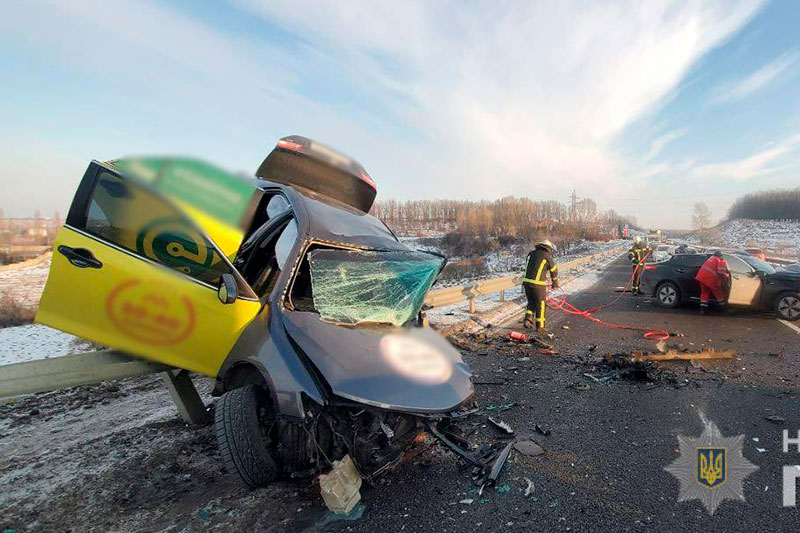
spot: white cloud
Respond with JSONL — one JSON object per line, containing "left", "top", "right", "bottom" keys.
{"left": 712, "top": 50, "right": 800, "bottom": 103}
{"left": 689, "top": 133, "right": 800, "bottom": 181}
{"left": 235, "top": 0, "right": 763, "bottom": 201}
{"left": 1, "top": 0, "right": 765, "bottom": 224}
{"left": 643, "top": 129, "right": 689, "bottom": 162}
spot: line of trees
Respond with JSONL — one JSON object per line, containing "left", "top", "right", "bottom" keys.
{"left": 728, "top": 188, "right": 800, "bottom": 220}
{"left": 371, "top": 196, "right": 636, "bottom": 243}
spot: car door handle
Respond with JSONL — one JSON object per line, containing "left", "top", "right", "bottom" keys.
{"left": 675, "top": 268, "right": 685, "bottom": 273}
{"left": 58, "top": 245, "right": 103, "bottom": 269}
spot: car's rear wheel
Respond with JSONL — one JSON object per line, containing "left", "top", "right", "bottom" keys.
{"left": 656, "top": 281, "right": 680, "bottom": 308}
{"left": 774, "top": 292, "right": 800, "bottom": 321}
{"left": 215, "top": 385, "right": 278, "bottom": 487}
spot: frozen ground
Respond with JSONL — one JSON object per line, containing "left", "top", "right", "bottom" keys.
{"left": 0, "top": 324, "right": 90, "bottom": 366}
{"left": 417, "top": 239, "right": 626, "bottom": 288}
{"left": 0, "top": 253, "right": 51, "bottom": 308}
{"left": 427, "top": 248, "right": 624, "bottom": 328}
{"left": 684, "top": 218, "right": 799, "bottom": 259}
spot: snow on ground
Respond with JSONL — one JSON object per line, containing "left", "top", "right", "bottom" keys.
{"left": 0, "top": 253, "right": 51, "bottom": 308}
{"left": 683, "top": 219, "right": 799, "bottom": 259}
{"left": 427, "top": 249, "right": 622, "bottom": 328}
{"left": 416, "top": 238, "right": 626, "bottom": 288}
{"left": 0, "top": 324, "right": 90, "bottom": 366}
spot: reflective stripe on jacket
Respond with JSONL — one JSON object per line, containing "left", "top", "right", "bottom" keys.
{"left": 628, "top": 245, "right": 648, "bottom": 265}
{"left": 523, "top": 248, "right": 558, "bottom": 286}
{"left": 695, "top": 255, "right": 729, "bottom": 289}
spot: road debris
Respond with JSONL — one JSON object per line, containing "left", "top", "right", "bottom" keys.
{"left": 484, "top": 402, "right": 516, "bottom": 413}
{"left": 686, "top": 360, "right": 705, "bottom": 373}
{"left": 534, "top": 423, "right": 551, "bottom": 436}
{"left": 478, "top": 442, "right": 513, "bottom": 492}
{"left": 488, "top": 417, "right": 515, "bottom": 437}
{"left": 318, "top": 455, "right": 362, "bottom": 515}
{"left": 636, "top": 348, "right": 734, "bottom": 362}
{"left": 508, "top": 331, "right": 555, "bottom": 350}
{"left": 513, "top": 440, "right": 544, "bottom": 457}
{"left": 523, "top": 477, "right": 535, "bottom": 497}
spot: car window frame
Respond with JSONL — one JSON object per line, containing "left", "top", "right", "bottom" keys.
{"left": 65, "top": 160, "right": 257, "bottom": 301}
{"left": 722, "top": 254, "right": 754, "bottom": 275}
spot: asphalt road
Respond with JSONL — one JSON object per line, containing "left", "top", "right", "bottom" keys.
{"left": 332, "top": 255, "right": 800, "bottom": 532}
{"left": 1, "top": 256, "right": 798, "bottom": 531}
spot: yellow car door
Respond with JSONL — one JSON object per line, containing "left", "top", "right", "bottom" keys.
{"left": 36, "top": 162, "right": 261, "bottom": 377}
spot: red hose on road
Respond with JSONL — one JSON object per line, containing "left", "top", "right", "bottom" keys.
{"left": 544, "top": 251, "right": 675, "bottom": 341}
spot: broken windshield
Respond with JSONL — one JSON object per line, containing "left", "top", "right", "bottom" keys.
{"left": 307, "top": 249, "right": 444, "bottom": 326}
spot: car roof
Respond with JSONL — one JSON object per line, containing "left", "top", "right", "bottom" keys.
{"left": 256, "top": 178, "right": 405, "bottom": 251}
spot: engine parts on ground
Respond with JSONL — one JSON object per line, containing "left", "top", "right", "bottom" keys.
{"left": 319, "top": 455, "right": 362, "bottom": 515}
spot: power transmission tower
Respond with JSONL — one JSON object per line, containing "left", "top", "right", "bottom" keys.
{"left": 569, "top": 190, "right": 579, "bottom": 221}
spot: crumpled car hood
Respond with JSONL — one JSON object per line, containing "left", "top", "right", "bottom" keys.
{"left": 282, "top": 312, "right": 473, "bottom": 414}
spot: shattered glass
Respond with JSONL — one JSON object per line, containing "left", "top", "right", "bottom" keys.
{"left": 308, "top": 249, "right": 444, "bottom": 326}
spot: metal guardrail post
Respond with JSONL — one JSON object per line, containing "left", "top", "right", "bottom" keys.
{"left": 161, "top": 369, "right": 211, "bottom": 425}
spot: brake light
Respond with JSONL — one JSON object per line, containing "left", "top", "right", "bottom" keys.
{"left": 359, "top": 170, "right": 376, "bottom": 190}
{"left": 644, "top": 265, "right": 657, "bottom": 271}
{"left": 277, "top": 138, "right": 303, "bottom": 152}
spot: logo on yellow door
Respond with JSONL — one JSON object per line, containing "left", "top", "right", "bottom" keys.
{"left": 136, "top": 218, "right": 213, "bottom": 277}
{"left": 106, "top": 279, "right": 195, "bottom": 345}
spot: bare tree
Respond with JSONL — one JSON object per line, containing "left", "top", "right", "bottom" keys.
{"left": 692, "top": 202, "right": 712, "bottom": 244}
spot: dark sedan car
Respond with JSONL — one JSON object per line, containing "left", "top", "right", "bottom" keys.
{"left": 641, "top": 253, "right": 800, "bottom": 320}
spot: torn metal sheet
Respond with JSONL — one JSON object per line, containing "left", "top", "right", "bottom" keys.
{"left": 488, "top": 417, "right": 514, "bottom": 437}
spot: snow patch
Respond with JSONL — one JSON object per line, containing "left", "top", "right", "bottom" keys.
{"left": 0, "top": 324, "right": 89, "bottom": 366}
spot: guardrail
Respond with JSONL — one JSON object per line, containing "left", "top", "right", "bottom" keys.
{"left": 0, "top": 350, "right": 211, "bottom": 425}
{"left": 424, "top": 245, "right": 627, "bottom": 312}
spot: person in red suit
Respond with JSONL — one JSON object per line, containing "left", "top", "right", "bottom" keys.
{"left": 695, "top": 251, "right": 730, "bottom": 314}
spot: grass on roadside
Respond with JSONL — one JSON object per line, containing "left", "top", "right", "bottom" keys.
{"left": 0, "top": 292, "right": 36, "bottom": 327}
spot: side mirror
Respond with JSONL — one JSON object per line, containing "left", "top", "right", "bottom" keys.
{"left": 218, "top": 273, "right": 238, "bottom": 304}
{"left": 753, "top": 270, "right": 766, "bottom": 277}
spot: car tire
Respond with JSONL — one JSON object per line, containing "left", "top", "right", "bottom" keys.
{"left": 774, "top": 292, "right": 800, "bottom": 321}
{"left": 656, "top": 281, "right": 680, "bottom": 308}
{"left": 215, "top": 385, "right": 278, "bottom": 487}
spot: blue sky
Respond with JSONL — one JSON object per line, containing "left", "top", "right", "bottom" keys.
{"left": 1, "top": 0, "right": 798, "bottom": 228}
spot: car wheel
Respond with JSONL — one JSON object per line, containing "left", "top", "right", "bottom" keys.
{"left": 656, "top": 281, "right": 680, "bottom": 308}
{"left": 215, "top": 385, "right": 278, "bottom": 487}
{"left": 774, "top": 292, "right": 800, "bottom": 321}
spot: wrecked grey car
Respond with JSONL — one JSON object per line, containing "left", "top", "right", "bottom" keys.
{"left": 214, "top": 138, "right": 475, "bottom": 486}
{"left": 36, "top": 136, "right": 475, "bottom": 488}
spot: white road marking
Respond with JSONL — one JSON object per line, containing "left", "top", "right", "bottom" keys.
{"left": 779, "top": 319, "right": 800, "bottom": 335}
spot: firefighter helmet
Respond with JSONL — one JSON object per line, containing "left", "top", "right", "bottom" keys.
{"left": 537, "top": 239, "right": 556, "bottom": 252}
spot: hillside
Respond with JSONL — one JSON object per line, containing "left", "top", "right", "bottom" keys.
{"left": 685, "top": 218, "right": 799, "bottom": 259}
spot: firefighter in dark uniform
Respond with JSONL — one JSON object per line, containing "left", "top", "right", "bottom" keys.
{"left": 628, "top": 237, "right": 649, "bottom": 295}
{"left": 522, "top": 240, "right": 559, "bottom": 331}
